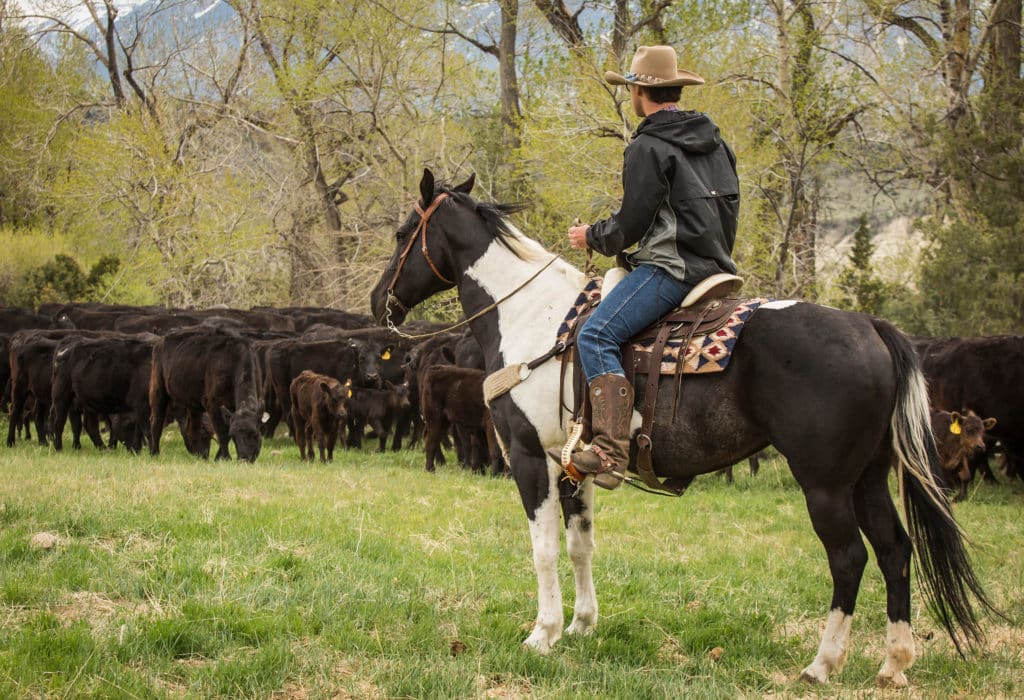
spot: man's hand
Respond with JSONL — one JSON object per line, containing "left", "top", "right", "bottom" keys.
{"left": 568, "top": 224, "right": 590, "bottom": 250}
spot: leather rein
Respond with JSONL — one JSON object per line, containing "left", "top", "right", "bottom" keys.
{"left": 385, "top": 192, "right": 453, "bottom": 316}
{"left": 382, "top": 191, "right": 561, "bottom": 341}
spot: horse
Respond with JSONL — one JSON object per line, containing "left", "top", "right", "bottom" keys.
{"left": 369, "top": 168, "right": 993, "bottom": 687}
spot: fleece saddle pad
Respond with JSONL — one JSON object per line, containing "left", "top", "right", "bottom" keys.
{"left": 556, "top": 277, "right": 768, "bottom": 375}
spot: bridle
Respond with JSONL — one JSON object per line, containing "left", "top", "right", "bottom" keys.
{"left": 384, "top": 192, "right": 453, "bottom": 317}
{"left": 381, "top": 190, "right": 561, "bottom": 340}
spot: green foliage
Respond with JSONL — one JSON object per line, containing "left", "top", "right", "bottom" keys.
{"left": 835, "top": 215, "right": 887, "bottom": 314}
{"left": 7, "top": 253, "right": 122, "bottom": 308}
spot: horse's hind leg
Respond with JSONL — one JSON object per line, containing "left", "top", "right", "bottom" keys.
{"left": 800, "top": 487, "right": 869, "bottom": 684}
{"left": 561, "top": 478, "right": 597, "bottom": 636}
{"left": 853, "top": 466, "right": 915, "bottom": 688}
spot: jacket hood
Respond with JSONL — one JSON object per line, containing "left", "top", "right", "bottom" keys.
{"left": 635, "top": 110, "right": 721, "bottom": 154}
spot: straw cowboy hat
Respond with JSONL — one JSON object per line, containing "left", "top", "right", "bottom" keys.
{"left": 605, "top": 45, "right": 705, "bottom": 87}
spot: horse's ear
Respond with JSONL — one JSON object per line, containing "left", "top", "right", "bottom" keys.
{"left": 454, "top": 173, "right": 476, "bottom": 194}
{"left": 419, "top": 168, "right": 435, "bottom": 207}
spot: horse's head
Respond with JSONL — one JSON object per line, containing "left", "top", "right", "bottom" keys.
{"left": 370, "top": 168, "right": 476, "bottom": 326}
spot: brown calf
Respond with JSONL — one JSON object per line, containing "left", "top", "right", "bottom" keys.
{"left": 930, "top": 409, "right": 997, "bottom": 501}
{"left": 289, "top": 370, "right": 350, "bottom": 462}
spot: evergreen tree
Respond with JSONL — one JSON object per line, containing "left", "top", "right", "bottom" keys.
{"left": 837, "top": 215, "right": 885, "bottom": 314}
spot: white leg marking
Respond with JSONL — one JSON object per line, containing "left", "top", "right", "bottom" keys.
{"left": 800, "top": 609, "right": 853, "bottom": 684}
{"left": 876, "top": 620, "right": 915, "bottom": 688}
{"left": 565, "top": 480, "right": 597, "bottom": 636}
{"left": 522, "top": 481, "right": 564, "bottom": 654}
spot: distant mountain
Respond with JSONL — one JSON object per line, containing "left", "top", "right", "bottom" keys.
{"left": 13, "top": 1, "right": 239, "bottom": 61}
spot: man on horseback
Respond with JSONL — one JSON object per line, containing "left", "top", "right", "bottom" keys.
{"left": 550, "top": 45, "right": 741, "bottom": 490}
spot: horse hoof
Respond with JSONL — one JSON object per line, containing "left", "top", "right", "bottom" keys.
{"left": 799, "top": 666, "right": 827, "bottom": 684}
{"left": 522, "top": 627, "right": 558, "bottom": 654}
{"left": 565, "top": 619, "right": 595, "bottom": 636}
{"left": 876, "top": 671, "right": 909, "bottom": 689}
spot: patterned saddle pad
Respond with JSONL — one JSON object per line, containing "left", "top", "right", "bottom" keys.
{"left": 556, "top": 277, "right": 768, "bottom": 375}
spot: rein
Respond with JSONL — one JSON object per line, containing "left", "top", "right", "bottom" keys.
{"left": 383, "top": 191, "right": 563, "bottom": 341}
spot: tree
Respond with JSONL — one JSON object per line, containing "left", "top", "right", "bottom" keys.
{"left": 836, "top": 214, "right": 885, "bottom": 313}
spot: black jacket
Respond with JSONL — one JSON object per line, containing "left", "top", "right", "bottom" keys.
{"left": 586, "top": 109, "right": 739, "bottom": 285}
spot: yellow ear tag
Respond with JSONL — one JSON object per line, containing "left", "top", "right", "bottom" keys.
{"left": 346, "top": 388, "right": 352, "bottom": 398}
{"left": 949, "top": 419, "right": 961, "bottom": 435}
{"left": 345, "top": 378, "right": 352, "bottom": 387}
{"left": 381, "top": 350, "right": 391, "bottom": 361}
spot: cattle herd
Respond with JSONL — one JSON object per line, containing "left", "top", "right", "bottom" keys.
{"left": 1, "top": 302, "right": 506, "bottom": 476}
{"left": 2, "top": 302, "right": 1021, "bottom": 497}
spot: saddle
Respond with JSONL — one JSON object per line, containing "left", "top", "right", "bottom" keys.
{"left": 559, "top": 270, "right": 743, "bottom": 496}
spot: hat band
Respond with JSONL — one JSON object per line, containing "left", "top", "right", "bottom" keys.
{"left": 624, "top": 71, "right": 673, "bottom": 84}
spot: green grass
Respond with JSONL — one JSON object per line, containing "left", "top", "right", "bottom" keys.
{"left": 1, "top": 424, "right": 1022, "bottom": 698}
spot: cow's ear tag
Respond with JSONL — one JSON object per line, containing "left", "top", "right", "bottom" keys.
{"left": 950, "top": 419, "right": 961, "bottom": 435}
{"left": 381, "top": 350, "right": 391, "bottom": 360}
{"left": 345, "top": 378, "right": 352, "bottom": 386}
{"left": 346, "top": 388, "right": 352, "bottom": 398}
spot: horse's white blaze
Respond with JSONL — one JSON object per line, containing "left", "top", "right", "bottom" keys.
{"left": 522, "top": 476, "right": 565, "bottom": 653}
{"left": 800, "top": 608, "right": 853, "bottom": 684}
{"left": 876, "top": 620, "right": 914, "bottom": 688}
{"left": 465, "top": 237, "right": 585, "bottom": 448}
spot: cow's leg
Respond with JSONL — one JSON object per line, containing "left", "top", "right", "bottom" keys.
{"left": 208, "top": 406, "right": 231, "bottom": 460}
{"left": 33, "top": 401, "right": 49, "bottom": 446}
{"left": 149, "top": 387, "right": 170, "bottom": 457}
{"left": 50, "top": 399, "right": 69, "bottom": 451}
{"left": 317, "top": 425, "right": 328, "bottom": 462}
{"left": 561, "top": 475, "right": 597, "bottom": 637}
{"left": 518, "top": 447, "right": 565, "bottom": 654}
{"left": 374, "top": 416, "right": 389, "bottom": 452}
{"left": 83, "top": 410, "right": 105, "bottom": 449}
{"left": 6, "top": 379, "right": 27, "bottom": 446}
{"left": 292, "top": 414, "right": 306, "bottom": 459}
{"left": 853, "top": 468, "right": 915, "bottom": 688}
{"left": 69, "top": 406, "right": 83, "bottom": 449}
{"left": 326, "top": 423, "right": 339, "bottom": 461}
{"left": 423, "top": 415, "right": 443, "bottom": 472}
{"left": 799, "top": 487, "right": 867, "bottom": 684}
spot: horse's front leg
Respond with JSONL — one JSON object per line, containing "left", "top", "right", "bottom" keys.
{"left": 514, "top": 447, "right": 565, "bottom": 654}
{"left": 561, "top": 474, "right": 597, "bottom": 636}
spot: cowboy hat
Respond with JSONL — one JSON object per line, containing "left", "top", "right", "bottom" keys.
{"left": 605, "top": 45, "right": 705, "bottom": 87}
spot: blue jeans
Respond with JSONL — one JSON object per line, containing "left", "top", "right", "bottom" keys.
{"left": 578, "top": 265, "right": 693, "bottom": 382}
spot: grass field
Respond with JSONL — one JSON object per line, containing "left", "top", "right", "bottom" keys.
{"left": 1, "top": 425, "right": 1022, "bottom": 698}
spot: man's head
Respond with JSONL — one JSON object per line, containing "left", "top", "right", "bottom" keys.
{"left": 629, "top": 84, "right": 683, "bottom": 117}
{"left": 607, "top": 46, "right": 704, "bottom": 118}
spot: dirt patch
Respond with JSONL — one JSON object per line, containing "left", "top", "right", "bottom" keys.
{"left": 52, "top": 591, "right": 169, "bottom": 630}
{"left": 474, "top": 674, "right": 533, "bottom": 699}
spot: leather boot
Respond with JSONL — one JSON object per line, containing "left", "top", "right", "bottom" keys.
{"left": 548, "top": 373, "right": 634, "bottom": 490}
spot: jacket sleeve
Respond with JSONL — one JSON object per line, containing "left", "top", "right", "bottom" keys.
{"left": 586, "top": 138, "right": 669, "bottom": 256}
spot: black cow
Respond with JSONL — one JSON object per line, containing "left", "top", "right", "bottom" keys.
{"left": 344, "top": 381, "right": 411, "bottom": 452}
{"left": 149, "top": 328, "right": 265, "bottom": 461}
{"left": 919, "top": 334, "right": 1024, "bottom": 481}
{"left": 6, "top": 329, "right": 106, "bottom": 447}
{"left": 49, "top": 334, "right": 157, "bottom": 452}
{"left": 420, "top": 365, "right": 504, "bottom": 475}
{"left": 0, "top": 306, "right": 58, "bottom": 333}
{"left": 264, "top": 337, "right": 385, "bottom": 438}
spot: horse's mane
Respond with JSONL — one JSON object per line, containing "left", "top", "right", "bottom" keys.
{"left": 439, "top": 184, "right": 549, "bottom": 263}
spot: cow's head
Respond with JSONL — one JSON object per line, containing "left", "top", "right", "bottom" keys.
{"left": 385, "top": 381, "right": 412, "bottom": 412}
{"left": 950, "top": 410, "right": 997, "bottom": 456}
{"left": 320, "top": 377, "right": 351, "bottom": 422}
{"left": 221, "top": 401, "right": 265, "bottom": 462}
{"left": 351, "top": 339, "right": 384, "bottom": 388}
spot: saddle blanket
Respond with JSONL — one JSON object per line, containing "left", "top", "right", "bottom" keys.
{"left": 556, "top": 277, "right": 769, "bottom": 375}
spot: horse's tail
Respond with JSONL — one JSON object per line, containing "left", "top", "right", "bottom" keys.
{"left": 873, "top": 317, "right": 994, "bottom": 655}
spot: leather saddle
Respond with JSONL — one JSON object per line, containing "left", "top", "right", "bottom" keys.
{"left": 559, "top": 270, "right": 743, "bottom": 495}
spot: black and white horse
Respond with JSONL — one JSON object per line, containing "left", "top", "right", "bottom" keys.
{"left": 369, "top": 169, "right": 992, "bottom": 686}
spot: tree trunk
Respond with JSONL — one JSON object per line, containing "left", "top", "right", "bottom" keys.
{"left": 498, "top": 0, "right": 522, "bottom": 150}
